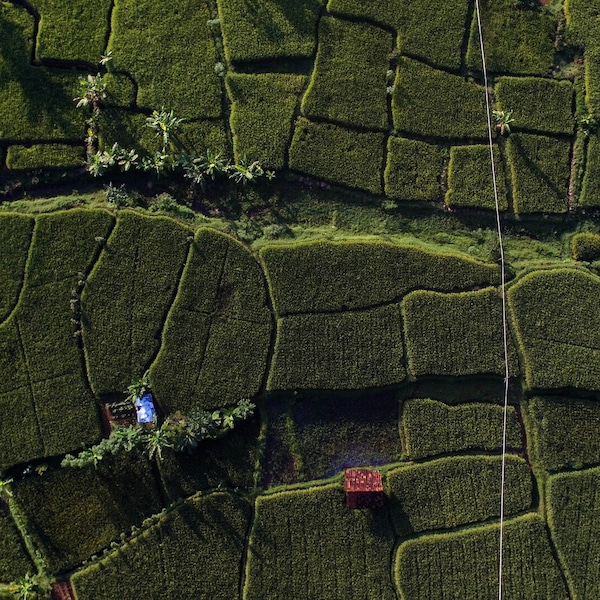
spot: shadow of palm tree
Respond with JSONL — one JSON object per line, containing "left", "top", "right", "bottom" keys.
{"left": 0, "top": 5, "right": 84, "bottom": 141}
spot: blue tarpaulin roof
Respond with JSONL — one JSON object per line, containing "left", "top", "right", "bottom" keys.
{"left": 135, "top": 393, "right": 156, "bottom": 424}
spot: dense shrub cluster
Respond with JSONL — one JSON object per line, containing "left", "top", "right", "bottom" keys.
{"left": 387, "top": 455, "right": 532, "bottom": 534}
{"left": 508, "top": 269, "right": 600, "bottom": 391}
{"left": 260, "top": 239, "right": 500, "bottom": 315}
{"left": 267, "top": 305, "right": 406, "bottom": 390}
{"left": 301, "top": 17, "right": 391, "bottom": 130}
{"left": 571, "top": 231, "right": 600, "bottom": 261}
{"left": 71, "top": 492, "right": 251, "bottom": 600}
{"left": 244, "top": 484, "right": 396, "bottom": 599}
{"left": 395, "top": 514, "right": 568, "bottom": 599}
{"left": 401, "top": 398, "right": 522, "bottom": 459}
{"left": 402, "top": 287, "right": 520, "bottom": 378}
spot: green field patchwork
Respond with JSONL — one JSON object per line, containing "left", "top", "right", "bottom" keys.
{"left": 387, "top": 455, "right": 532, "bottom": 534}
{"left": 506, "top": 133, "right": 571, "bottom": 213}
{"left": 0, "top": 4, "right": 86, "bottom": 141}
{"left": 466, "top": 0, "right": 556, "bottom": 75}
{"left": 392, "top": 58, "right": 487, "bottom": 139}
{"left": 508, "top": 269, "right": 600, "bottom": 391}
{"left": 0, "top": 210, "right": 113, "bottom": 470}
{"left": 150, "top": 228, "right": 272, "bottom": 412}
{"left": 227, "top": 73, "right": 307, "bottom": 169}
{"left": 82, "top": 211, "right": 190, "bottom": 395}
{"left": 244, "top": 484, "right": 396, "bottom": 599}
{"left": 524, "top": 396, "right": 600, "bottom": 472}
{"left": 109, "top": 0, "right": 221, "bottom": 118}
{"left": 384, "top": 137, "right": 444, "bottom": 201}
{"left": 403, "top": 287, "right": 520, "bottom": 378}
{"left": 445, "top": 144, "right": 508, "bottom": 210}
{"left": 327, "top": 0, "right": 468, "bottom": 70}
{"left": 580, "top": 134, "right": 600, "bottom": 207}
{"left": 547, "top": 467, "right": 600, "bottom": 600}
{"left": 495, "top": 77, "right": 574, "bottom": 135}
{"left": 218, "top": 0, "right": 325, "bottom": 63}
{"left": 12, "top": 453, "right": 163, "bottom": 573}
{"left": 267, "top": 305, "right": 406, "bottom": 391}
{"left": 34, "top": 0, "right": 112, "bottom": 63}
{"left": 288, "top": 117, "right": 385, "bottom": 194}
{"left": 261, "top": 240, "right": 500, "bottom": 315}
{"left": 395, "top": 514, "right": 568, "bottom": 599}
{"left": 71, "top": 492, "right": 251, "bottom": 600}
{"left": 401, "top": 398, "right": 522, "bottom": 460}
{"left": 301, "top": 17, "right": 391, "bottom": 130}
{"left": 0, "top": 513, "right": 34, "bottom": 583}
{"left": 6, "top": 144, "right": 84, "bottom": 170}
{"left": 0, "top": 214, "right": 33, "bottom": 324}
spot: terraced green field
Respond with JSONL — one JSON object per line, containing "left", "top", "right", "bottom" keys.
{"left": 2, "top": 0, "right": 600, "bottom": 599}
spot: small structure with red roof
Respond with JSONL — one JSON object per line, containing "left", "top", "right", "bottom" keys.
{"left": 51, "top": 581, "right": 75, "bottom": 600}
{"left": 344, "top": 469, "right": 384, "bottom": 510}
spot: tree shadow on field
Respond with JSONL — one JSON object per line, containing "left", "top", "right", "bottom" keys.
{"left": 510, "top": 134, "right": 563, "bottom": 199}
{"left": 0, "top": 7, "right": 81, "bottom": 140}
{"left": 239, "top": 0, "right": 322, "bottom": 45}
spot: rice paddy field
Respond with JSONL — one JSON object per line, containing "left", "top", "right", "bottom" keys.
{"left": 2, "top": 0, "right": 600, "bottom": 598}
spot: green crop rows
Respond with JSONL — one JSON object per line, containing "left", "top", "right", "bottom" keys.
{"left": 71, "top": 492, "right": 251, "bottom": 600}
{"left": 261, "top": 239, "right": 500, "bottom": 315}
{"left": 403, "top": 287, "right": 520, "bottom": 378}
{"left": 244, "top": 484, "right": 396, "bottom": 599}
{"left": 508, "top": 269, "right": 600, "bottom": 391}
{"left": 3, "top": 0, "right": 600, "bottom": 596}
{"left": 547, "top": 467, "right": 600, "bottom": 599}
{"left": 388, "top": 455, "right": 532, "bottom": 534}
{"left": 395, "top": 514, "right": 568, "bottom": 599}
{"left": 82, "top": 211, "right": 190, "bottom": 396}
{"left": 401, "top": 398, "right": 522, "bottom": 460}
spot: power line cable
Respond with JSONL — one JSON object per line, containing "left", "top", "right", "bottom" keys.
{"left": 472, "top": 1, "right": 512, "bottom": 598}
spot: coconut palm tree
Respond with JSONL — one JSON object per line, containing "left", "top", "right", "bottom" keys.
{"left": 145, "top": 109, "right": 185, "bottom": 152}
{"left": 492, "top": 109, "right": 515, "bottom": 136}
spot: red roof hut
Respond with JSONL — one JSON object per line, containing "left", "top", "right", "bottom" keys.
{"left": 344, "top": 469, "right": 384, "bottom": 510}
{"left": 51, "top": 581, "right": 75, "bottom": 600}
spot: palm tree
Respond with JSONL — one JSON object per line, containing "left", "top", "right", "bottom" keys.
{"left": 143, "top": 425, "right": 172, "bottom": 461}
{"left": 145, "top": 109, "right": 185, "bottom": 152}
{"left": 125, "top": 370, "right": 151, "bottom": 405}
{"left": 492, "top": 109, "right": 515, "bottom": 136}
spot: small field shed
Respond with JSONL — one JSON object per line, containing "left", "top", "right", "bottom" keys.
{"left": 344, "top": 469, "right": 384, "bottom": 509}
